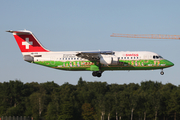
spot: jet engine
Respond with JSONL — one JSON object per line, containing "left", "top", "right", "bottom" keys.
{"left": 100, "top": 56, "right": 119, "bottom": 65}
{"left": 100, "top": 57, "right": 112, "bottom": 65}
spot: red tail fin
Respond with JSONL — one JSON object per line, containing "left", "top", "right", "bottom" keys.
{"left": 7, "top": 30, "right": 49, "bottom": 52}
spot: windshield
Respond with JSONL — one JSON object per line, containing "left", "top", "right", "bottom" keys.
{"left": 153, "top": 55, "right": 163, "bottom": 59}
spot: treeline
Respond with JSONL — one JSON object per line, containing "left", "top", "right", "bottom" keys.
{"left": 0, "top": 78, "right": 180, "bottom": 120}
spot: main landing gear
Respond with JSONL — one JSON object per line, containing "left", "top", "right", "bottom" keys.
{"left": 160, "top": 69, "right": 164, "bottom": 75}
{"left": 92, "top": 71, "right": 103, "bottom": 77}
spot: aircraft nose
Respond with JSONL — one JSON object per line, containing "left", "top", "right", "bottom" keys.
{"left": 167, "top": 60, "right": 174, "bottom": 67}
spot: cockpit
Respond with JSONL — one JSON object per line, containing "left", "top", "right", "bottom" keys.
{"left": 153, "top": 55, "right": 163, "bottom": 59}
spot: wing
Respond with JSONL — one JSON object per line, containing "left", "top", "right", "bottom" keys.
{"left": 76, "top": 51, "right": 114, "bottom": 60}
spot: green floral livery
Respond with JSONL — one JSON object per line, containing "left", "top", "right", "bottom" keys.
{"left": 34, "top": 59, "right": 173, "bottom": 71}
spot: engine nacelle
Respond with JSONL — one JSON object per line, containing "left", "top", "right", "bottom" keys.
{"left": 100, "top": 56, "right": 119, "bottom": 65}
{"left": 100, "top": 57, "right": 112, "bottom": 65}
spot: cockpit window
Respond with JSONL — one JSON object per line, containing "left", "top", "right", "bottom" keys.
{"left": 159, "top": 56, "right": 163, "bottom": 58}
{"left": 153, "top": 55, "right": 163, "bottom": 59}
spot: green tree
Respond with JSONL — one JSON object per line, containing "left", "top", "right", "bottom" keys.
{"left": 159, "top": 83, "right": 176, "bottom": 119}
{"left": 109, "top": 84, "right": 125, "bottom": 120}
{"left": 29, "top": 91, "right": 48, "bottom": 120}
{"left": 123, "top": 83, "right": 139, "bottom": 120}
{"left": 95, "top": 94, "right": 106, "bottom": 120}
{"left": 104, "top": 92, "right": 114, "bottom": 120}
{"left": 167, "top": 88, "right": 180, "bottom": 120}
{"left": 58, "top": 101, "right": 74, "bottom": 120}
{"left": 46, "top": 102, "right": 58, "bottom": 120}
{"left": 0, "top": 80, "right": 25, "bottom": 116}
{"left": 82, "top": 103, "right": 95, "bottom": 120}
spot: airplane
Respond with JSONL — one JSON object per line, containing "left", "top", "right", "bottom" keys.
{"left": 7, "top": 30, "right": 174, "bottom": 77}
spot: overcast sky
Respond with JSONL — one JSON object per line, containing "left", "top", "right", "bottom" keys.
{"left": 1, "top": 0, "right": 180, "bottom": 85}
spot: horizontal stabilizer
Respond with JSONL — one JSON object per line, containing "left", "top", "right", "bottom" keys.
{"left": 6, "top": 30, "right": 32, "bottom": 35}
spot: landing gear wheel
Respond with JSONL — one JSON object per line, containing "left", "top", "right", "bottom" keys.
{"left": 92, "top": 71, "right": 102, "bottom": 77}
{"left": 92, "top": 72, "right": 98, "bottom": 77}
{"left": 97, "top": 73, "right": 102, "bottom": 77}
{"left": 160, "top": 71, "right": 164, "bottom": 75}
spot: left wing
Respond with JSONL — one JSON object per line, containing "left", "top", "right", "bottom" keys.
{"left": 76, "top": 51, "right": 114, "bottom": 60}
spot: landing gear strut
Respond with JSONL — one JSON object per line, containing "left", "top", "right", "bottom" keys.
{"left": 92, "top": 71, "right": 102, "bottom": 77}
{"left": 160, "top": 70, "right": 164, "bottom": 75}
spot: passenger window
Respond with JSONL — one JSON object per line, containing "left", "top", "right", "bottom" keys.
{"left": 60, "top": 58, "right": 61, "bottom": 60}
{"left": 131, "top": 57, "right": 133, "bottom": 59}
{"left": 156, "top": 56, "right": 159, "bottom": 59}
{"left": 153, "top": 56, "right": 156, "bottom": 59}
{"left": 74, "top": 58, "right": 76, "bottom": 60}
{"left": 121, "top": 57, "right": 123, "bottom": 59}
{"left": 77, "top": 58, "right": 79, "bottom": 60}
{"left": 127, "top": 57, "right": 129, "bottom": 59}
{"left": 137, "top": 57, "right": 138, "bottom": 59}
{"left": 124, "top": 57, "right": 126, "bottom": 59}
{"left": 134, "top": 57, "right": 136, "bottom": 59}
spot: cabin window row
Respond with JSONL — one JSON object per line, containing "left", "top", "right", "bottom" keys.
{"left": 59, "top": 58, "right": 83, "bottom": 61}
{"left": 59, "top": 57, "right": 139, "bottom": 60}
{"left": 119, "top": 57, "right": 139, "bottom": 60}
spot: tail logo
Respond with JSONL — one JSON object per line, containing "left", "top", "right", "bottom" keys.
{"left": 7, "top": 30, "right": 49, "bottom": 52}
{"left": 22, "top": 38, "right": 33, "bottom": 49}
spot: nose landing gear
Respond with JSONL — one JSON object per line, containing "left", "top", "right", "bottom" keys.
{"left": 160, "top": 70, "right": 164, "bottom": 75}
{"left": 92, "top": 71, "right": 102, "bottom": 77}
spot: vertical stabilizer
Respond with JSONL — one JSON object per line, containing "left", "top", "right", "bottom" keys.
{"left": 7, "top": 30, "right": 49, "bottom": 53}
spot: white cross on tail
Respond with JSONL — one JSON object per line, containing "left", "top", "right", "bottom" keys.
{"left": 22, "top": 38, "right": 33, "bottom": 49}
